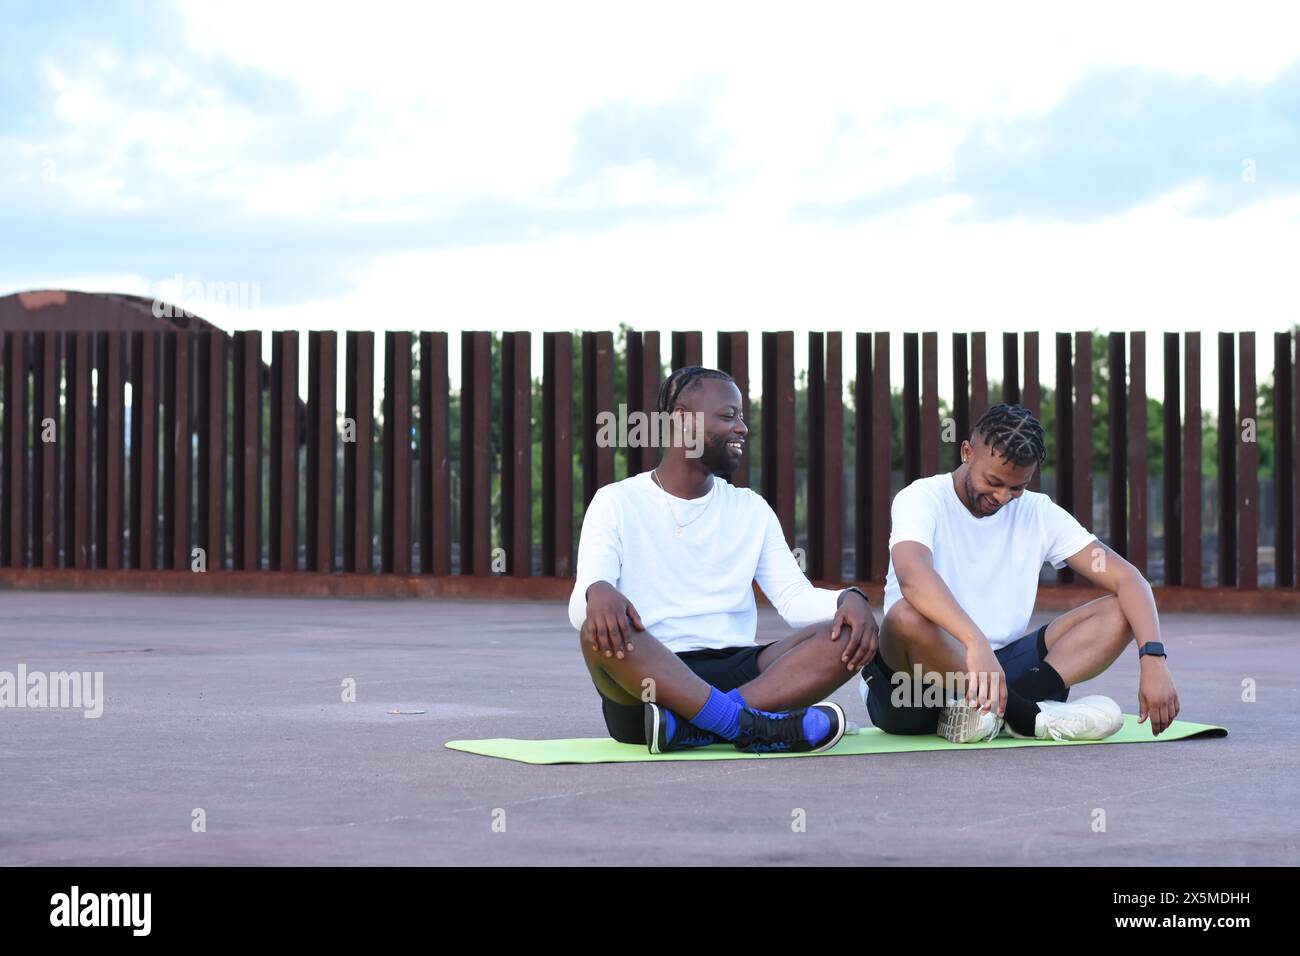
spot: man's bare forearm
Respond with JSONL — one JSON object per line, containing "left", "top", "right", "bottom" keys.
{"left": 1114, "top": 573, "right": 1161, "bottom": 649}
{"left": 898, "top": 565, "right": 988, "bottom": 648}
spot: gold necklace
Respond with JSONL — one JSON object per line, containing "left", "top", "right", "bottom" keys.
{"left": 651, "top": 469, "right": 714, "bottom": 538}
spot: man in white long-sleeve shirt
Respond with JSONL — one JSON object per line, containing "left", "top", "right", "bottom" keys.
{"left": 569, "top": 366, "right": 878, "bottom": 754}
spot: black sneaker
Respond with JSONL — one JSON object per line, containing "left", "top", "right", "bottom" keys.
{"left": 644, "top": 702, "right": 726, "bottom": 754}
{"left": 733, "top": 701, "right": 847, "bottom": 754}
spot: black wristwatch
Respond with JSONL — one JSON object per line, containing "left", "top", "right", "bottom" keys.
{"left": 1138, "top": 641, "right": 1167, "bottom": 660}
{"left": 838, "top": 586, "right": 869, "bottom": 607}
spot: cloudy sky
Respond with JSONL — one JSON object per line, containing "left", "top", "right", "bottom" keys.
{"left": 2, "top": 0, "right": 1298, "bottom": 405}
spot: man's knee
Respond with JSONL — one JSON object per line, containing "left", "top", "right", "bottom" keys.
{"left": 801, "top": 619, "right": 869, "bottom": 676}
{"left": 884, "top": 598, "right": 940, "bottom": 647}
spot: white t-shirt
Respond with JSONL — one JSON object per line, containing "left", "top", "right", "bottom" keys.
{"left": 882, "top": 472, "right": 1097, "bottom": 649}
{"left": 568, "top": 471, "right": 849, "bottom": 652}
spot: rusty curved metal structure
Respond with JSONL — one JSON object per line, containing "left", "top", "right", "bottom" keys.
{"left": 0, "top": 287, "right": 305, "bottom": 437}
{"left": 0, "top": 289, "right": 228, "bottom": 334}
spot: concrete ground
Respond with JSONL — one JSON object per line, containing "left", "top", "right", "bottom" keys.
{"left": 1, "top": 591, "right": 1296, "bottom": 866}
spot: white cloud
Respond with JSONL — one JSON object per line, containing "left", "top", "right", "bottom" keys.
{"left": 201, "top": 187, "right": 1296, "bottom": 410}
{"left": 15, "top": 0, "right": 1300, "bottom": 225}
{"left": 6, "top": 0, "right": 1299, "bottom": 415}
{"left": 157, "top": 0, "right": 1300, "bottom": 219}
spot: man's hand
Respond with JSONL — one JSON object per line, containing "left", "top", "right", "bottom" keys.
{"left": 830, "top": 590, "right": 879, "bottom": 671}
{"left": 583, "top": 581, "right": 645, "bottom": 660}
{"left": 1137, "top": 657, "right": 1179, "bottom": 736}
{"left": 964, "top": 640, "right": 1007, "bottom": 716}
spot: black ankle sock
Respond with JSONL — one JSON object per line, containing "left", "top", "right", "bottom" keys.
{"left": 1002, "top": 689, "right": 1040, "bottom": 737}
{"left": 1014, "top": 659, "right": 1067, "bottom": 703}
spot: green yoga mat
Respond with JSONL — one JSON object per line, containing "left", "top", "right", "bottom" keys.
{"left": 446, "top": 715, "right": 1226, "bottom": 765}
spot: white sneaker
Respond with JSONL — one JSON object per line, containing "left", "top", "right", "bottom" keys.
{"left": 1007, "top": 694, "right": 1124, "bottom": 741}
{"left": 937, "top": 698, "right": 1004, "bottom": 743}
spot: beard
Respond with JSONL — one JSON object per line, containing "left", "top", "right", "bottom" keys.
{"left": 698, "top": 433, "right": 740, "bottom": 476}
{"left": 964, "top": 474, "right": 1001, "bottom": 515}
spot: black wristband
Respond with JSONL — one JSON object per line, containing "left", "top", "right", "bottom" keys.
{"left": 838, "top": 586, "right": 868, "bottom": 607}
{"left": 1138, "top": 641, "right": 1167, "bottom": 659}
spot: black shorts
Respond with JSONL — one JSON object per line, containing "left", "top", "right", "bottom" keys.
{"left": 598, "top": 645, "right": 765, "bottom": 745}
{"left": 862, "top": 624, "right": 1069, "bottom": 735}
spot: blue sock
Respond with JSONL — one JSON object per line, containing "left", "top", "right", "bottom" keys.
{"left": 802, "top": 708, "right": 830, "bottom": 744}
{"left": 688, "top": 687, "right": 742, "bottom": 740}
{"left": 726, "top": 688, "right": 748, "bottom": 709}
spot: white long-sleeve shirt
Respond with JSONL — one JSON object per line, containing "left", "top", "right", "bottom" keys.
{"left": 568, "top": 470, "right": 849, "bottom": 652}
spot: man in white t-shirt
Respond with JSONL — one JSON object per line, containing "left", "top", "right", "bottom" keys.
{"left": 863, "top": 403, "right": 1181, "bottom": 743}
{"left": 570, "top": 366, "right": 879, "bottom": 755}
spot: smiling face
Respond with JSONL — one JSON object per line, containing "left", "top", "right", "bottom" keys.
{"left": 670, "top": 377, "right": 747, "bottom": 476}
{"left": 957, "top": 436, "right": 1038, "bottom": 517}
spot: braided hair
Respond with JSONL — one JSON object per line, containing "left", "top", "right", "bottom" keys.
{"left": 972, "top": 403, "right": 1046, "bottom": 468}
{"left": 656, "top": 366, "right": 736, "bottom": 414}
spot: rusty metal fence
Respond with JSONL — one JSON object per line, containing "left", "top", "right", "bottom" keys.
{"left": 0, "top": 324, "right": 1296, "bottom": 606}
